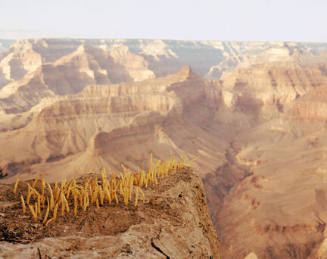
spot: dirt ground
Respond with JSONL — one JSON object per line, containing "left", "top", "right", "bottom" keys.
{"left": 0, "top": 168, "right": 221, "bottom": 258}
{"left": 0, "top": 169, "right": 195, "bottom": 239}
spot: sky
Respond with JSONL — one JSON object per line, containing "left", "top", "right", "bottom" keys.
{"left": 0, "top": 0, "right": 326, "bottom": 41}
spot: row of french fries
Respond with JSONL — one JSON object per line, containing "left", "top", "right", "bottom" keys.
{"left": 12, "top": 155, "right": 189, "bottom": 226}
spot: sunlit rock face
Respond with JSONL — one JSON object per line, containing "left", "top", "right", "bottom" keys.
{"left": 0, "top": 66, "right": 223, "bottom": 180}
{"left": 1, "top": 38, "right": 327, "bottom": 258}
{"left": 219, "top": 59, "right": 327, "bottom": 121}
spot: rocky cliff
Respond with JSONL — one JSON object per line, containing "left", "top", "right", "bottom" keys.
{"left": 2, "top": 39, "right": 327, "bottom": 258}
{"left": 212, "top": 56, "right": 327, "bottom": 258}
{"left": 0, "top": 168, "right": 221, "bottom": 258}
{"left": 0, "top": 42, "right": 156, "bottom": 113}
{"left": 0, "top": 66, "right": 228, "bottom": 182}
{"left": 1, "top": 39, "right": 326, "bottom": 88}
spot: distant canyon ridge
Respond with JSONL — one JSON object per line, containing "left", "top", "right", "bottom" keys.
{"left": 2, "top": 39, "right": 327, "bottom": 258}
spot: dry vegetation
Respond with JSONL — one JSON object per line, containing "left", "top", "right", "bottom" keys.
{"left": 11, "top": 155, "right": 190, "bottom": 227}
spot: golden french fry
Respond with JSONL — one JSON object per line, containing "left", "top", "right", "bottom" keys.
{"left": 20, "top": 195, "right": 26, "bottom": 214}
{"left": 74, "top": 194, "right": 78, "bottom": 216}
{"left": 53, "top": 202, "right": 59, "bottom": 220}
{"left": 41, "top": 173, "right": 45, "bottom": 196}
{"left": 32, "top": 176, "right": 39, "bottom": 189}
{"left": 37, "top": 195, "right": 41, "bottom": 215}
{"left": 139, "top": 188, "right": 145, "bottom": 204}
{"left": 45, "top": 217, "right": 55, "bottom": 227}
{"left": 29, "top": 205, "right": 37, "bottom": 222}
{"left": 42, "top": 201, "right": 50, "bottom": 224}
{"left": 134, "top": 187, "right": 139, "bottom": 206}
{"left": 26, "top": 184, "right": 32, "bottom": 205}
{"left": 13, "top": 176, "right": 20, "bottom": 194}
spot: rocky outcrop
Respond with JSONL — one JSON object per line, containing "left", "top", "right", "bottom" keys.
{"left": 216, "top": 135, "right": 327, "bottom": 258}
{"left": 0, "top": 40, "right": 42, "bottom": 88}
{"left": 0, "top": 43, "right": 156, "bottom": 113}
{"left": 186, "top": 53, "right": 327, "bottom": 258}
{"left": 288, "top": 86, "right": 327, "bottom": 121}
{"left": 219, "top": 58, "right": 327, "bottom": 120}
{"left": 205, "top": 41, "right": 327, "bottom": 79}
{"left": 108, "top": 44, "right": 155, "bottom": 82}
{"left": 0, "top": 70, "right": 55, "bottom": 113}
{"left": 0, "top": 169, "right": 221, "bottom": 258}
{"left": 3, "top": 39, "right": 327, "bottom": 258}
{"left": 0, "top": 67, "right": 226, "bottom": 180}
{"left": 214, "top": 86, "right": 327, "bottom": 258}
{"left": 2, "top": 39, "right": 326, "bottom": 87}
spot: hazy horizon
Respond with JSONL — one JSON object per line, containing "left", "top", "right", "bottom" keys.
{"left": 1, "top": 0, "right": 327, "bottom": 42}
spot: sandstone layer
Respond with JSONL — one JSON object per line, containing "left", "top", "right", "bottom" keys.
{"left": 2, "top": 39, "right": 327, "bottom": 258}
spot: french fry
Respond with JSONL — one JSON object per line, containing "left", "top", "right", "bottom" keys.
{"left": 32, "top": 176, "right": 39, "bottom": 189}
{"left": 83, "top": 194, "right": 87, "bottom": 211}
{"left": 53, "top": 202, "right": 59, "bottom": 220}
{"left": 20, "top": 195, "right": 26, "bottom": 214}
{"left": 13, "top": 176, "right": 20, "bottom": 194}
{"left": 60, "top": 194, "right": 65, "bottom": 216}
{"left": 26, "top": 184, "right": 32, "bottom": 205}
{"left": 53, "top": 182, "right": 59, "bottom": 201}
{"left": 41, "top": 173, "right": 45, "bottom": 196}
{"left": 139, "top": 188, "right": 145, "bottom": 204}
{"left": 65, "top": 197, "right": 69, "bottom": 213}
{"left": 29, "top": 205, "right": 37, "bottom": 222}
{"left": 114, "top": 191, "right": 118, "bottom": 204}
{"left": 104, "top": 187, "right": 111, "bottom": 204}
{"left": 42, "top": 200, "right": 50, "bottom": 224}
{"left": 74, "top": 193, "right": 78, "bottom": 216}
{"left": 16, "top": 155, "right": 192, "bottom": 227}
{"left": 45, "top": 217, "right": 55, "bottom": 227}
{"left": 99, "top": 187, "right": 104, "bottom": 205}
{"left": 48, "top": 185, "right": 55, "bottom": 210}
{"left": 37, "top": 195, "right": 41, "bottom": 215}
{"left": 134, "top": 187, "right": 139, "bottom": 206}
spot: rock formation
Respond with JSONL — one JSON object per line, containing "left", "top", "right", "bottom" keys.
{"left": 0, "top": 169, "right": 220, "bottom": 258}
{"left": 2, "top": 39, "right": 327, "bottom": 258}
{"left": 0, "top": 43, "right": 156, "bottom": 113}
{"left": 0, "top": 66, "right": 227, "bottom": 183}
{"left": 212, "top": 56, "right": 327, "bottom": 258}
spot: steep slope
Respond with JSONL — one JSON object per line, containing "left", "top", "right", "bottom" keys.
{"left": 2, "top": 39, "right": 326, "bottom": 86}
{"left": 0, "top": 44, "right": 155, "bottom": 113}
{"left": 108, "top": 44, "right": 155, "bottom": 82}
{"left": 3, "top": 56, "right": 327, "bottom": 258}
{"left": 205, "top": 41, "right": 327, "bottom": 79}
{"left": 219, "top": 56, "right": 327, "bottom": 121}
{"left": 0, "top": 67, "right": 229, "bottom": 182}
{"left": 0, "top": 67, "right": 57, "bottom": 113}
{"left": 209, "top": 57, "right": 327, "bottom": 258}
{"left": 2, "top": 39, "right": 327, "bottom": 258}
{"left": 0, "top": 40, "right": 42, "bottom": 88}
{"left": 288, "top": 86, "right": 327, "bottom": 121}
{"left": 215, "top": 115, "right": 327, "bottom": 258}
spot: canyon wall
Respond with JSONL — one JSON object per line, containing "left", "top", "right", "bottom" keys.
{"left": 1, "top": 39, "right": 327, "bottom": 258}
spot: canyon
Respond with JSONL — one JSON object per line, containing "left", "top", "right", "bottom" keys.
{"left": 1, "top": 39, "right": 327, "bottom": 258}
